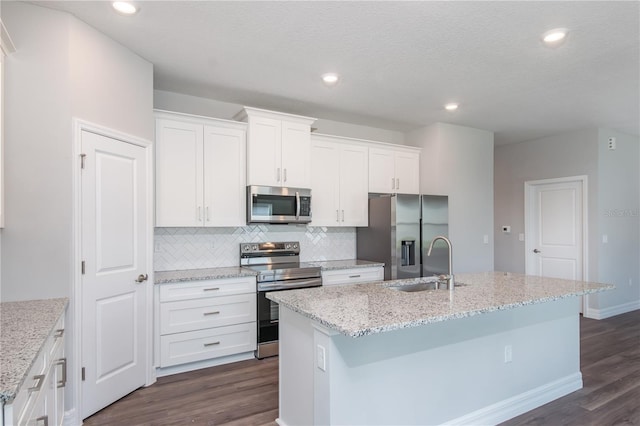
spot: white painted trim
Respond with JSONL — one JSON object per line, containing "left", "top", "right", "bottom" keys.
{"left": 524, "top": 175, "right": 589, "bottom": 312}
{"left": 444, "top": 372, "right": 583, "bottom": 426}
{"left": 155, "top": 351, "right": 255, "bottom": 377}
{"left": 154, "top": 109, "right": 248, "bottom": 130}
{"left": 0, "top": 20, "right": 16, "bottom": 55}
{"left": 585, "top": 300, "right": 640, "bottom": 320}
{"left": 312, "top": 132, "right": 421, "bottom": 153}
{"left": 71, "top": 118, "right": 154, "bottom": 421}
{"left": 234, "top": 105, "right": 317, "bottom": 125}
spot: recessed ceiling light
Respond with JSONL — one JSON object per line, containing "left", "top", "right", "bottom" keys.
{"left": 542, "top": 28, "right": 568, "bottom": 44}
{"left": 444, "top": 103, "right": 459, "bottom": 111}
{"left": 321, "top": 73, "right": 340, "bottom": 86}
{"left": 112, "top": 1, "right": 138, "bottom": 15}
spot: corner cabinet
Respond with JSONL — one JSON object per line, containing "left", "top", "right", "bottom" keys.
{"left": 235, "top": 107, "right": 316, "bottom": 188}
{"left": 155, "top": 111, "right": 247, "bottom": 227}
{"left": 369, "top": 146, "right": 420, "bottom": 194}
{"left": 311, "top": 134, "right": 369, "bottom": 227}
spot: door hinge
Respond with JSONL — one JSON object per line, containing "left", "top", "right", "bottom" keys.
{"left": 81, "top": 367, "right": 86, "bottom": 381}
{"left": 80, "top": 153, "right": 86, "bottom": 169}
{"left": 81, "top": 261, "right": 85, "bottom": 275}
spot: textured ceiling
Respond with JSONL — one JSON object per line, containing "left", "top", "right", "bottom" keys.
{"left": 29, "top": 1, "right": 640, "bottom": 144}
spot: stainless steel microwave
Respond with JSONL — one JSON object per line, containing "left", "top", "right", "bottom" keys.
{"left": 247, "top": 185, "right": 312, "bottom": 224}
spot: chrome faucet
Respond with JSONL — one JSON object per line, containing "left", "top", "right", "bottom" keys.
{"left": 427, "top": 236, "right": 454, "bottom": 290}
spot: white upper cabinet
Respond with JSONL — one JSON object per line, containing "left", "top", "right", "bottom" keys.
{"left": 155, "top": 111, "right": 246, "bottom": 227}
{"left": 369, "top": 146, "right": 420, "bottom": 194}
{"left": 236, "top": 107, "right": 316, "bottom": 188}
{"left": 311, "top": 135, "right": 368, "bottom": 227}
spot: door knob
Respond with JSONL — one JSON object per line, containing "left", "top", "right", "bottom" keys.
{"left": 533, "top": 249, "right": 541, "bottom": 254}
{"left": 135, "top": 274, "right": 148, "bottom": 283}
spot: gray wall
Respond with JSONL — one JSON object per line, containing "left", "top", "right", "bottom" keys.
{"left": 494, "top": 128, "right": 640, "bottom": 316}
{"left": 154, "top": 89, "right": 406, "bottom": 145}
{"left": 493, "top": 129, "right": 599, "bottom": 279}
{"left": 596, "top": 129, "right": 640, "bottom": 313}
{"left": 1, "top": 2, "right": 153, "bottom": 302}
{"left": 407, "top": 122, "right": 495, "bottom": 273}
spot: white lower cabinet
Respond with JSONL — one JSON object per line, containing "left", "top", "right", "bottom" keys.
{"left": 157, "top": 277, "right": 256, "bottom": 371}
{"left": 322, "top": 266, "right": 384, "bottom": 286}
{"left": 4, "top": 315, "right": 66, "bottom": 426}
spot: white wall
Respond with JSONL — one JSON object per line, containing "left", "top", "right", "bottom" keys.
{"left": 406, "top": 122, "right": 495, "bottom": 273}
{"left": 595, "top": 129, "right": 640, "bottom": 315}
{"left": 154, "top": 89, "right": 406, "bottom": 145}
{"left": 1, "top": 2, "right": 153, "bottom": 301}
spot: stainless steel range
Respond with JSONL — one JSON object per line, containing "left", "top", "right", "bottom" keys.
{"left": 240, "top": 241, "right": 321, "bottom": 359}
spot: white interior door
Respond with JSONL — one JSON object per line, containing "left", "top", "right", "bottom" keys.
{"left": 81, "top": 130, "right": 148, "bottom": 419}
{"left": 526, "top": 179, "right": 584, "bottom": 280}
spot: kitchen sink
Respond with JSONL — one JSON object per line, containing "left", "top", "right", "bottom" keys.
{"left": 388, "top": 280, "right": 467, "bottom": 292}
{"left": 388, "top": 282, "right": 439, "bottom": 292}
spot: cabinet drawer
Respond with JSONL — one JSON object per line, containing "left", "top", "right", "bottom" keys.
{"left": 160, "top": 294, "right": 256, "bottom": 335}
{"left": 160, "top": 323, "right": 256, "bottom": 367}
{"left": 322, "top": 267, "right": 384, "bottom": 286}
{"left": 159, "top": 277, "right": 255, "bottom": 302}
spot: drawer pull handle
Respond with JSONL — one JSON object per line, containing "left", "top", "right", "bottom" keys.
{"left": 203, "top": 311, "right": 220, "bottom": 316}
{"left": 36, "top": 415, "right": 49, "bottom": 426}
{"left": 204, "top": 341, "right": 221, "bottom": 347}
{"left": 349, "top": 275, "right": 361, "bottom": 278}
{"left": 54, "top": 328, "right": 64, "bottom": 338}
{"left": 203, "top": 287, "right": 220, "bottom": 292}
{"left": 56, "top": 358, "right": 67, "bottom": 388}
{"left": 28, "top": 374, "right": 45, "bottom": 393}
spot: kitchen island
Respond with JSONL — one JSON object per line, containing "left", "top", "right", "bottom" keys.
{"left": 268, "top": 272, "right": 612, "bottom": 426}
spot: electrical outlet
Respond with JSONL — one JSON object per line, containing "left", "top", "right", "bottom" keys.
{"left": 602, "top": 234, "right": 608, "bottom": 244}
{"left": 317, "top": 345, "right": 326, "bottom": 371}
{"left": 504, "top": 345, "right": 513, "bottom": 363}
{"left": 483, "top": 235, "right": 489, "bottom": 244}
{"left": 502, "top": 226, "right": 511, "bottom": 233}
{"left": 518, "top": 233, "right": 525, "bottom": 242}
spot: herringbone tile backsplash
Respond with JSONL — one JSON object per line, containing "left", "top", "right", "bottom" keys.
{"left": 154, "top": 225, "right": 356, "bottom": 271}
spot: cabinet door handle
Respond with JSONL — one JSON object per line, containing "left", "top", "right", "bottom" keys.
{"left": 197, "top": 206, "right": 202, "bottom": 221}
{"left": 56, "top": 358, "right": 67, "bottom": 388}
{"left": 54, "top": 329, "right": 64, "bottom": 339}
{"left": 341, "top": 210, "right": 345, "bottom": 222}
{"left": 349, "top": 274, "right": 361, "bottom": 279}
{"left": 284, "top": 168, "right": 287, "bottom": 182}
{"left": 276, "top": 168, "right": 281, "bottom": 182}
{"left": 336, "top": 210, "right": 340, "bottom": 222}
{"left": 203, "top": 311, "right": 220, "bottom": 316}
{"left": 36, "top": 415, "right": 49, "bottom": 426}
{"left": 204, "top": 341, "right": 221, "bottom": 347}
{"left": 391, "top": 177, "right": 395, "bottom": 190}
{"left": 396, "top": 178, "right": 400, "bottom": 189}
{"left": 206, "top": 206, "right": 210, "bottom": 222}
{"left": 203, "top": 287, "right": 220, "bottom": 292}
{"left": 28, "top": 374, "right": 45, "bottom": 393}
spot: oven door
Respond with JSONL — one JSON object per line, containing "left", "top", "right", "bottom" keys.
{"left": 256, "top": 277, "right": 321, "bottom": 359}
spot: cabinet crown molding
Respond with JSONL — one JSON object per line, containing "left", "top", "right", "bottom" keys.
{"left": 234, "top": 106, "right": 316, "bottom": 125}
{"left": 312, "top": 133, "right": 421, "bottom": 153}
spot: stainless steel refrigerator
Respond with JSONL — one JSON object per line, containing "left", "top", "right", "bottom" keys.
{"left": 356, "top": 194, "right": 449, "bottom": 280}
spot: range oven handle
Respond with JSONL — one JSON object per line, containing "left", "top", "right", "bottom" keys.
{"left": 295, "top": 191, "right": 300, "bottom": 220}
{"left": 258, "top": 277, "right": 322, "bottom": 292}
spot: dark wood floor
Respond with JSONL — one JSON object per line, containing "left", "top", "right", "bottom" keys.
{"left": 84, "top": 310, "right": 639, "bottom": 426}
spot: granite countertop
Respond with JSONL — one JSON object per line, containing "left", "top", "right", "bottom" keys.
{"left": 155, "top": 260, "right": 383, "bottom": 284}
{"left": 0, "top": 298, "right": 68, "bottom": 404}
{"left": 154, "top": 267, "right": 257, "bottom": 284}
{"left": 308, "top": 259, "right": 384, "bottom": 271}
{"left": 267, "top": 271, "right": 614, "bottom": 338}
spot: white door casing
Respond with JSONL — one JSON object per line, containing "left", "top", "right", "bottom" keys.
{"left": 73, "top": 121, "right": 154, "bottom": 422}
{"left": 525, "top": 176, "right": 587, "bottom": 282}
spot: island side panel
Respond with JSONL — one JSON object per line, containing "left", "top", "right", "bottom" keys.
{"left": 308, "top": 297, "right": 582, "bottom": 425}
{"left": 278, "top": 306, "right": 316, "bottom": 426}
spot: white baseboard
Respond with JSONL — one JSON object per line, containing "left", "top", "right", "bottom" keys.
{"left": 155, "top": 351, "right": 255, "bottom": 377}
{"left": 63, "top": 408, "right": 81, "bottom": 426}
{"left": 584, "top": 300, "right": 640, "bottom": 320}
{"left": 444, "top": 372, "right": 583, "bottom": 425}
